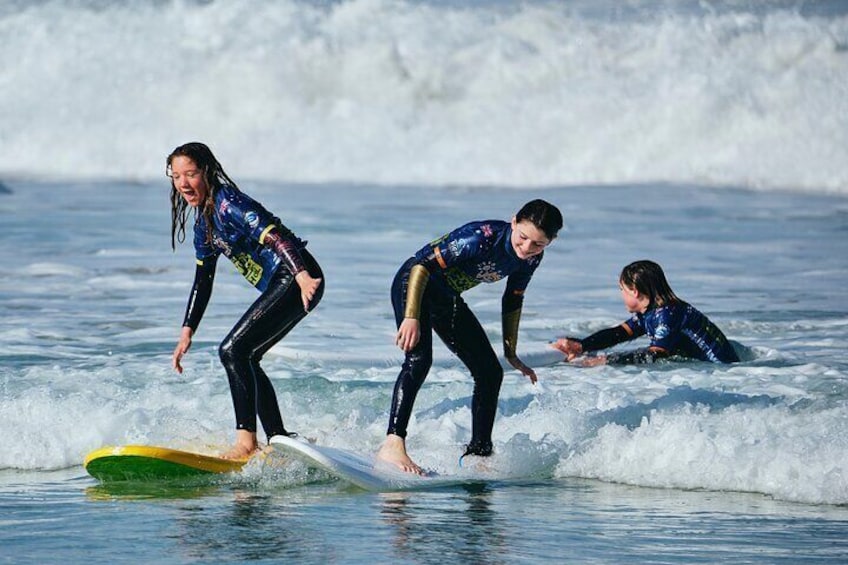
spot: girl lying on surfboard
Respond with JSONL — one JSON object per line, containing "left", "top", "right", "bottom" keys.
{"left": 167, "top": 142, "right": 324, "bottom": 460}
{"left": 377, "top": 200, "right": 563, "bottom": 474}
{"left": 552, "top": 260, "right": 739, "bottom": 366}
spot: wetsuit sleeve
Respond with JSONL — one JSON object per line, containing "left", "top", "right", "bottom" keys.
{"left": 182, "top": 255, "right": 218, "bottom": 332}
{"left": 403, "top": 234, "right": 458, "bottom": 320}
{"left": 501, "top": 288, "right": 524, "bottom": 358}
{"left": 607, "top": 347, "right": 669, "bottom": 365}
{"left": 579, "top": 322, "right": 638, "bottom": 352}
{"left": 415, "top": 243, "right": 449, "bottom": 273}
{"left": 261, "top": 226, "right": 306, "bottom": 276}
{"left": 403, "top": 264, "right": 430, "bottom": 319}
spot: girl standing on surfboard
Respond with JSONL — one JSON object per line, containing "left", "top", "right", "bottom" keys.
{"left": 377, "top": 200, "right": 563, "bottom": 474}
{"left": 552, "top": 260, "right": 740, "bottom": 365}
{"left": 168, "top": 142, "right": 324, "bottom": 460}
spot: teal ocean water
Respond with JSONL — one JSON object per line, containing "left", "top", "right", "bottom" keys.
{"left": 2, "top": 182, "right": 847, "bottom": 563}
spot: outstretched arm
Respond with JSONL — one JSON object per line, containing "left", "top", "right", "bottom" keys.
{"left": 174, "top": 257, "right": 217, "bottom": 373}
{"left": 552, "top": 323, "right": 634, "bottom": 363}
{"left": 502, "top": 289, "right": 537, "bottom": 384}
{"left": 606, "top": 346, "right": 669, "bottom": 365}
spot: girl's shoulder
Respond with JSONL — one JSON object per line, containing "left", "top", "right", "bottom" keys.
{"left": 653, "top": 299, "right": 692, "bottom": 311}
{"left": 213, "top": 184, "right": 242, "bottom": 206}
{"left": 456, "top": 219, "right": 508, "bottom": 235}
{"left": 436, "top": 219, "right": 507, "bottom": 247}
{"left": 214, "top": 185, "right": 262, "bottom": 219}
{"left": 646, "top": 301, "right": 696, "bottom": 323}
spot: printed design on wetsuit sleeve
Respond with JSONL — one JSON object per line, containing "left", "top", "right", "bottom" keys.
{"left": 448, "top": 238, "right": 464, "bottom": 258}
{"left": 428, "top": 232, "right": 450, "bottom": 248}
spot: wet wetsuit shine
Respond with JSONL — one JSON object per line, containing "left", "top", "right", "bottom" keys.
{"left": 581, "top": 301, "right": 738, "bottom": 364}
{"left": 388, "top": 220, "right": 542, "bottom": 454}
{"left": 182, "top": 185, "right": 324, "bottom": 437}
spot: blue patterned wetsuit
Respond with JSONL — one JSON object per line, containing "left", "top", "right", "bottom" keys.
{"left": 183, "top": 185, "right": 324, "bottom": 438}
{"left": 388, "top": 220, "right": 543, "bottom": 454}
{"left": 580, "top": 302, "right": 738, "bottom": 364}
{"left": 193, "top": 185, "right": 303, "bottom": 292}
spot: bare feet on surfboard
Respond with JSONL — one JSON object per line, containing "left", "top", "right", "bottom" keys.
{"left": 377, "top": 434, "right": 424, "bottom": 475}
{"left": 220, "top": 429, "right": 259, "bottom": 460}
{"left": 220, "top": 443, "right": 258, "bottom": 460}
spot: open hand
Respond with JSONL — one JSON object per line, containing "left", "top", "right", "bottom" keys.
{"left": 295, "top": 271, "right": 322, "bottom": 312}
{"left": 551, "top": 337, "right": 583, "bottom": 361}
{"left": 507, "top": 356, "right": 537, "bottom": 384}
{"left": 395, "top": 318, "right": 420, "bottom": 352}
{"left": 172, "top": 326, "right": 193, "bottom": 374}
{"left": 571, "top": 354, "right": 607, "bottom": 367}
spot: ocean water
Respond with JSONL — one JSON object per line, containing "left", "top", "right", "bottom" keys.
{"left": 2, "top": 0, "right": 848, "bottom": 563}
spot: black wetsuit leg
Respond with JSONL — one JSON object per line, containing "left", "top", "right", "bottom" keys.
{"left": 386, "top": 259, "right": 504, "bottom": 453}
{"left": 431, "top": 296, "right": 503, "bottom": 453}
{"left": 219, "top": 250, "right": 324, "bottom": 438}
{"left": 387, "top": 259, "right": 434, "bottom": 438}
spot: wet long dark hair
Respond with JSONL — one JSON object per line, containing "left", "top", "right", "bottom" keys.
{"left": 515, "top": 199, "right": 563, "bottom": 240}
{"left": 167, "top": 142, "right": 240, "bottom": 250}
{"left": 619, "top": 260, "right": 680, "bottom": 308}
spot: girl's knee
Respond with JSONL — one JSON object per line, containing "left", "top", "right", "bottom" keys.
{"left": 477, "top": 350, "right": 503, "bottom": 376}
{"left": 218, "top": 339, "right": 231, "bottom": 363}
{"left": 219, "top": 337, "right": 245, "bottom": 365}
{"left": 473, "top": 359, "right": 503, "bottom": 389}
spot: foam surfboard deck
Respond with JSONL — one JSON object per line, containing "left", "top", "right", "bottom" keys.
{"left": 84, "top": 445, "right": 249, "bottom": 482}
{"left": 269, "top": 435, "right": 475, "bottom": 491}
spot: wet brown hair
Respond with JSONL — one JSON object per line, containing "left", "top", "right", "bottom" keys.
{"left": 166, "top": 142, "right": 239, "bottom": 250}
{"left": 619, "top": 260, "right": 680, "bottom": 308}
{"left": 515, "top": 199, "right": 563, "bottom": 241}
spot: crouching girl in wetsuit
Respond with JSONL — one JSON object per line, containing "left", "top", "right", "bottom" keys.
{"left": 553, "top": 260, "right": 739, "bottom": 366}
{"left": 168, "top": 142, "right": 324, "bottom": 460}
{"left": 377, "top": 200, "right": 563, "bottom": 474}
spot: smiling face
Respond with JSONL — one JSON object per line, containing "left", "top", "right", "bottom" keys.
{"left": 169, "top": 155, "right": 208, "bottom": 208}
{"left": 510, "top": 217, "right": 551, "bottom": 259}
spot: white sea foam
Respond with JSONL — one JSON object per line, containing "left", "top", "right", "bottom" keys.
{"left": 555, "top": 403, "right": 848, "bottom": 505}
{"left": 0, "top": 0, "right": 846, "bottom": 191}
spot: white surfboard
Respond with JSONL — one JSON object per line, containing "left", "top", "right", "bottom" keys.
{"left": 269, "top": 435, "right": 477, "bottom": 491}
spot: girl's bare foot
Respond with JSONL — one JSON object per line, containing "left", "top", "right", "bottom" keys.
{"left": 221, "top": 430, "right": 259, "bottom": 460}
{"left": 377, "top": 434, "right": 423, "bottom": 475}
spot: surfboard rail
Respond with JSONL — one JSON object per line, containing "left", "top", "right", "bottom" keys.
{"left": 269, "top": 435, "right": 477, "bottom": 491}
{"left": 84, "top": 445, "right": 249, "bottom": 482}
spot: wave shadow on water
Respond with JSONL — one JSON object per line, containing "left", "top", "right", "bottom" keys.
{"left": 589, "top": 385, "right": 781, "bottom": 432}
{"left": 419, "top": 393, "right": 537, "bottom": 421}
